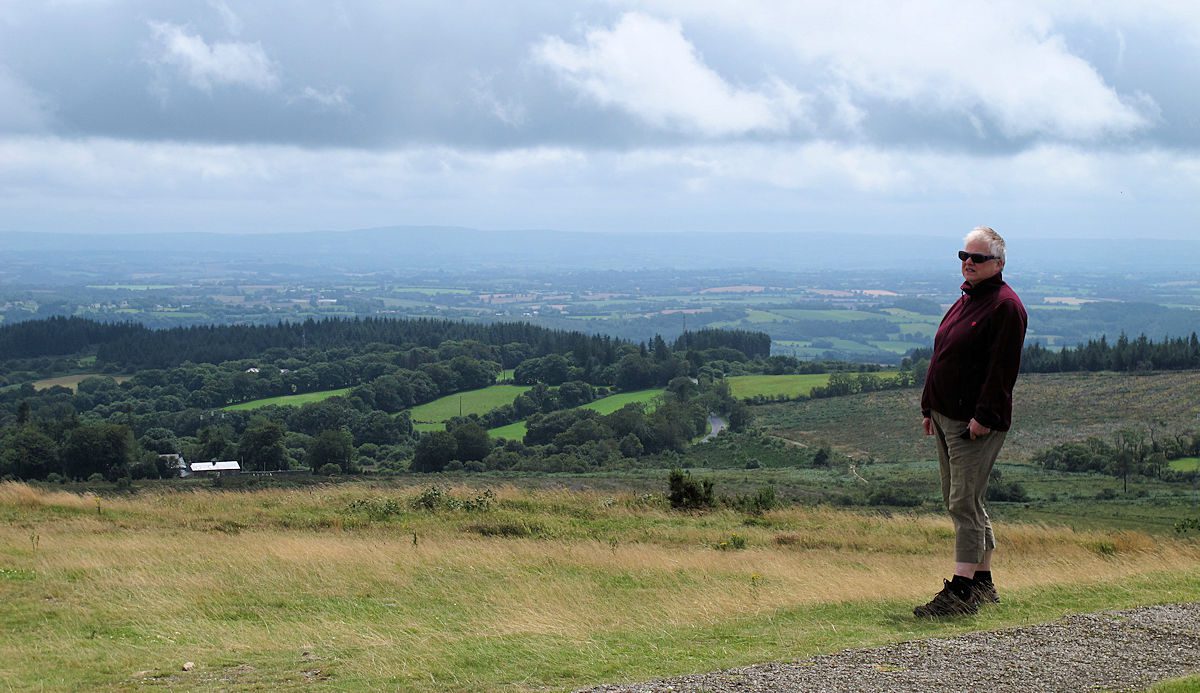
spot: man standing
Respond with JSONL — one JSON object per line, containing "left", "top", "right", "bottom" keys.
{"left": 915, "top": 226, "right": 1028, "bottom": 618}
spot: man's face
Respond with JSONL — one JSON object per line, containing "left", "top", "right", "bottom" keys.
{"left": 961, "top": 238, "right": 1002, "bottom": 285}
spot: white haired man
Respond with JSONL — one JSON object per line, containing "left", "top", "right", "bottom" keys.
{"left": 915, "top": 226, "right": 1028, "bottom": 618}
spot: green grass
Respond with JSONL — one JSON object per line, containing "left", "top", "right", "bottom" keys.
{"left": 1169, "top": 457, "right": 1200, "bottom": 472}
{"left": 580, "top": 389, "right": 663, "bottom": 415}
{"left": 772, "top": 309, "right": 884, "bottom": 322}
{"left": 488, "top": 421, "right": 529, "bottom": 440}
{"left": 223, "top": 388, "right": 353, "bottom": 411}
{"left": 725, "top": 372, "right": 897, "bottom": 400}
{"left": 489, "top": 389, "right": 664, "bottom": 440}
{"left": 410, "top": 385, "right": 533, "bottom": 425}
{"left": 1, "top": 482, "right": 1198, "bottom": 691}
{"left": 726, "top": 374, "right": 833, "bottom": 399}
{"left": 1148, "top": 675, "right": 1200, "bottom": 692}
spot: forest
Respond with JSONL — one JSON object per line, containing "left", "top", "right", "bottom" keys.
{"left": 1, "top": 315, "right": 1197, "bottom": 485}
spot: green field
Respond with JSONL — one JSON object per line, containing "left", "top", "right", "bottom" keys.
{"left": 1169, "top": 457, "right": 1200, "bottom": 472}
{"left": 223, "top": 388, "right": 353, "bottom": 411}
{"left": 32, "top": 374, "right": 131, "bottom": 392}
{"left": 410, "top": 385, "right": 533, "bottom": 426}
{"left": 489, "top": 389, "right": 664, "bottom": 440}
{"left": 726, "top": 374, "right": 832, "bottom": 399}
{"left": 725, "top": 372, "right": 898, "bottom": 400}
{"left": 1, "top": 481, "right": 1197, "bottom": 691}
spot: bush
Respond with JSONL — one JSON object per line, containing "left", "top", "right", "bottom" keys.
{"left": 727, "top": 486, "right": 778, "bottom": 515}
{"left": 45, "top": 473, "right": 64, "bottom": 484}
{"left": 1096, "top": 487, "right": 1118, "bottom": 500}
{"left": 668, "top": 468, "right": 715, "bottom": 511}
{"left": 986, "top": 480, "right": 1029, "bottom": 502}
{"left": 87, "top": 473, "right": 105, "bottom": 483}
{"left": 867, "top": 486, "right": 922, "bottom": 507}
{"left": 318, "top": 463, "right": 341, "bottom": 476}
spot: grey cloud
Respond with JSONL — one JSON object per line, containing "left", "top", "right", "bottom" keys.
{"left": 0, "top": 1, "right": 1197, "bottom": 152}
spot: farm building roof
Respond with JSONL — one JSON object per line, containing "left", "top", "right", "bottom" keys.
{"left": 190, "top": 461, "right": 241, "bottom": 472}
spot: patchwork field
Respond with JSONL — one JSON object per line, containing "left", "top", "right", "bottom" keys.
{"left": 32, "top": 373, "right": 131, "bottom": 392}
{"left": 1, "top": 482, "right": 1197, "bottom": 691}
{"left": 488, "top": 388, "right": 663, "bottom": 440}
{"left": 411, "top": 385, "right": 533, "bottom": 431}
{"left": 223, "top": 388, "right": 353, "bottom": 411}
{"left": 724, "top": 372, "right": 899, "bottom": 400}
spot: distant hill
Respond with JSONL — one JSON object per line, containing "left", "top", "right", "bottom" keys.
{"left": 2, "top": 226, "right": 1195, "bottom": 274}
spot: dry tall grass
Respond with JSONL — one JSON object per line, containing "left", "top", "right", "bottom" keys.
{"left": 2, "top": 481, "right": 1198, "bottom": 691}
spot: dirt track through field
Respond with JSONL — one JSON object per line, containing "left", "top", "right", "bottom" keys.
{"left": 582, "top": 602, "right": 1200, "bottom": 692}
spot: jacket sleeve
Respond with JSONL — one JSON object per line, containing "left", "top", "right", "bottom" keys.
{"left": 972, "top": 300, "right": 1027, "bottom": 431}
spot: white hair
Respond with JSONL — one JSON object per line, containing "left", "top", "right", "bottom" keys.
{"left": 964, "top": 226, "right": 1006, "bottom": 265}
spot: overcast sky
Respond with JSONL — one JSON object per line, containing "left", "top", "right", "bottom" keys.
{"left": 2, "top": 1, "right": 1199, "bottom": 239}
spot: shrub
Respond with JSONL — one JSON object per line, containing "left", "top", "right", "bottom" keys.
{"left": 715, "top": 534, "right": 747, "bottom": 551}
{"left": 45, "top": 473, "right": 64, "bottom": 484}
{"left": 987, "top": 480, "right": 1029, "bottom": 502}
{"left": 727, "top": 486, "right": 778, "bottom": 515}
{"left": 318, "top": 463, "right": 341, "bottom": 476}
{"left": 409, "top": 486, "right": 495, "bottom": 512}
{"left": 1096, "top": 488, "right": 1119, "bottom": 500}
{"left": 86, "top": 473, "right": 104, "bottom": 483}
{"left": 867, "top": 486, "right": 922, "bottom": 507}
{"left": 667, "top": 468, "right": 714, "bottom": 511}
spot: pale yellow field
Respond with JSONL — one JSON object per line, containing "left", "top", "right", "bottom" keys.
{"left": 2, "top": 482, "right": 1198, "bottom": 691}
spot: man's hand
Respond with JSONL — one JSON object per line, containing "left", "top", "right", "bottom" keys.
{"left": 967, "top": 418, "right": 991, "bottom": 439}
{"left": 922, "top": 417, "right": 934, "bottom": 436}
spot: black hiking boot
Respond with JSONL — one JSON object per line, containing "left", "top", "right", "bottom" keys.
{"left": 972, "top": 579, "right": 1001, "bottom": 605}
{"left": 913, "top": 579, "right": 979, "bottom": 618}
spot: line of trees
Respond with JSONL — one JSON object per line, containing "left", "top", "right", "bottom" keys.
{"left": 1022, "top": 333, "right": 1200, "bottom": 373}
{"left": 1032, "top": 427, "right": 1200, "bottom": 491}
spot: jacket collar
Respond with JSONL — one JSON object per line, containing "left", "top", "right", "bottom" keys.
{"left": 961, "top": 271, "right": 1005, "bottom": 296}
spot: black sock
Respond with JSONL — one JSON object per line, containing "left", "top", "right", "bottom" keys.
{"left": 949, "top": 574, "right": 973, "bottom": 600}
{"left": 974, "top": 570, "right": 993, "bottom": 584}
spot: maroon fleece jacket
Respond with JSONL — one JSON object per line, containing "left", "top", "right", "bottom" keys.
{"left": 920, "top": 273, "right": 1028, "bottom": 431}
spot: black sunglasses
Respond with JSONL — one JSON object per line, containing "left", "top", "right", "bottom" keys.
{"left": 958, "top": 250, "right": 999, "bottom": 263}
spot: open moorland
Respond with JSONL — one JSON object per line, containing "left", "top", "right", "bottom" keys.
{"left": 755, "top": 370, "right": 1200, "bottom": 464}
{"left": 2, "top": 482, "right": 1198, "bottom": 692}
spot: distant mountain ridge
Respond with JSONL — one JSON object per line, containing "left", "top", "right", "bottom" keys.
{"left": 0, "top": 226, "right": 1193, "bottom": 273}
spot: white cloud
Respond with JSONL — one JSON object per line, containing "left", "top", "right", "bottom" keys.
{"left": 634, "top": 1, "right": 1156, "bottom": 141}
{"left": 296, "top": 86, "right": 351, "bottom": 111}
{"left": 148, "top": 21, "right": 279, "bottom": 92}
{"left": 3, "top": 135, "right": 1198, "bottom": 236}
{"left": 534, "top": 12, "right": 810, "bottom": 137}
{"left": 207, "top": 0, "right": 244, "bottom": 36}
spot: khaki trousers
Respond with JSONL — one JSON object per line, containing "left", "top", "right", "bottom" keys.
{"left": 931, "top": 410, "right": 1007, "bottom": 564}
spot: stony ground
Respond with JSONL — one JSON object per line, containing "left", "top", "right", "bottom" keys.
{"left": 581, "top": 602, "right": 1200, "bottom": 693}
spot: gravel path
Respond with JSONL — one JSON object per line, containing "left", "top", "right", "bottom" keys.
{"left": 581, "top": 602, "right": 1200, "bottom": 693}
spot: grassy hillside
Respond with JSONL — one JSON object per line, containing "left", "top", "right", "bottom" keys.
{"left": 725, "top": 372, "right": 899, "bottom": 400}
{"left": 488, "top": 388, "right": 663, "bottom": 440}
{"left": 2, "top": 481, "right": 1197, "bottom": 691}
{"left": 754, "top": 370, "right": 1200, "bottom": 464}
{"left": 223, "top": 388, "right": 353, "bottom": 411}
{"left": 411, "top": 385, "right": 533, "bottom": 431}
